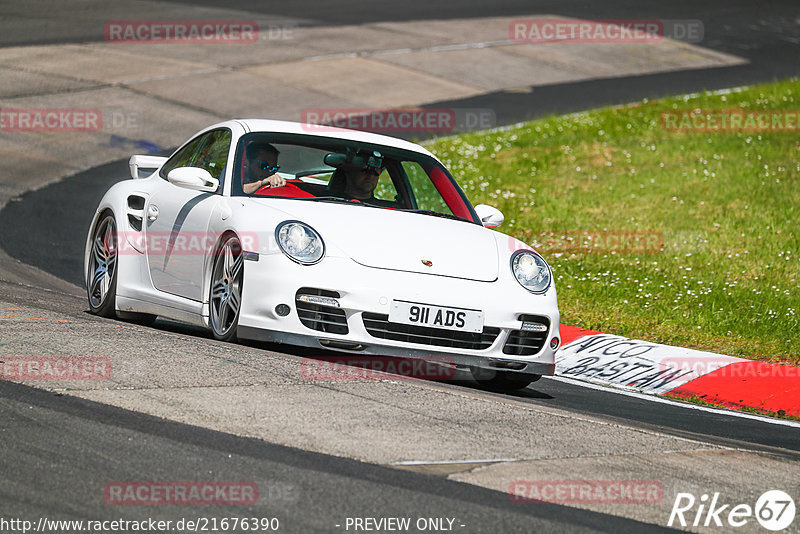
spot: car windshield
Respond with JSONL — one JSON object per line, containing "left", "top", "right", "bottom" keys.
{"left": 232, "top": 132, "right": 479, "bottom": 224}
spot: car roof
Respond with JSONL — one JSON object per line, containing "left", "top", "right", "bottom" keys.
{"left": 225, "top": 118, "right": 438, "bottom": 159}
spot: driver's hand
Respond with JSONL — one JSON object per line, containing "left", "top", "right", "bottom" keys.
{"left": 264, "top": 174, "right": 286, "bottom": 188}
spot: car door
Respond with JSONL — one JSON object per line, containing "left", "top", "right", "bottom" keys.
{"left": 146, "top": 128, "right": 231, "bottom": 301}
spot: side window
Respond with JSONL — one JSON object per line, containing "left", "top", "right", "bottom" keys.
{"left": 159, "top": 135, "right": 207, "bottom": 180}
{"left": 402, "top": 161, "right": 453, "bottom": 215}
{"left": 373, "top": 170, "right": 398, "bottom": 202}
{"left": 195, "top": 129, "right": 231, "bottom": 180}
{"left": 159, "top": 129, "right": 231, "bottom": 183}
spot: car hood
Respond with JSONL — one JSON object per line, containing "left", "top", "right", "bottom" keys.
{"left": 248, "top": 198, "right": 499, "bottom": 282}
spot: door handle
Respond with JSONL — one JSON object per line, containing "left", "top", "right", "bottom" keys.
{"left": 147, "top": 204, "right": 159, "bottom": 221}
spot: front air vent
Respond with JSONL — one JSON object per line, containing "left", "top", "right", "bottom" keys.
{"left": 127, "top": 215, "right": 142, "bottom": 231}
{"left": 126, "top": 195, "right": 146, "bottom": 231}
{"left": 295, "top": 288, "right": 348, "bottom": 334}
{"left": 502, "top": 314, "right": 550, "bottom": 356}
{"left": 362, "top": 313, "right": 500, "bottom": 350}
{"left": 127, "top": 195, "right": 145, "bottom": 210}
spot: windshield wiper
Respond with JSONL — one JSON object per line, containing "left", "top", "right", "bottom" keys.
{"left": 398, "top": 209, "right": 468, "bottom": 222}
{"left": 296, "top": 196, "right": 364, "bottom": 205}
{"left": 298, "top": 196, "right": 394, "bottom": 209}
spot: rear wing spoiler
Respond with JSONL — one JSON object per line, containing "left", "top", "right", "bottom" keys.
{"left": 129, "top": 155, "right": 167, "bottom": 179}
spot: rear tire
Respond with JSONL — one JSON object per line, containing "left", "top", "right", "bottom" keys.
{"left": 470, "top": 367, "right": 540, "bottom": 392}
{"left": 87, "top": 212, "right": 119, "bottom": 318}
{"left": 209, "top": 234, "right": 243, "bottom": 342}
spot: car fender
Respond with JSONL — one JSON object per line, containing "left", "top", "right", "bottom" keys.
{"left": 84, "top": 178, "right": 153, "bottom": 299}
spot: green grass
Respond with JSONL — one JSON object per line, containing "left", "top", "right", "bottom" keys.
{"left": 426, "top": 78, "right": 799, "bottom": 364}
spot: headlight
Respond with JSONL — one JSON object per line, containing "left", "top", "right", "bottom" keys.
{"left": 510, "top": 250, "right": 551, "bottom": 293}
{"left": 275, "top": 221, "right": 324, "bottom": 265}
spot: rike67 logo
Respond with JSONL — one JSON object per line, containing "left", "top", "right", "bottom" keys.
{"left": 668, "top": 490, "right": 796, "bottom": 531}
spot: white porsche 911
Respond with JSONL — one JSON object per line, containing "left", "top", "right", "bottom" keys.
{"left": 85, "top": 119, "right": 560, "bottom": 391}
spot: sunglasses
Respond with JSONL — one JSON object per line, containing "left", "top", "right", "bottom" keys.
{"left": 255, "top": 160, "right": 280, "bottom": 173}
{"left": 360, "top": 167, "right": 382, "bottom": 176}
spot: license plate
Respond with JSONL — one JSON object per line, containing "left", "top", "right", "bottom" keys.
{"left": 388, "top": 300, "right": 484, "bottom": 333}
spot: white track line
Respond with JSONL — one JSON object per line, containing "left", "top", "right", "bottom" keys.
{"left": 391, "top": 458, "right": 517, "bottom": 466}
{"left": 547, "top": 375, "right": 800, "bottom": 428}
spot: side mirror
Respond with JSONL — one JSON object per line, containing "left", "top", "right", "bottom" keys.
{"left": 167, "top": 167, "right": 219, "bottom": 193}
{"left": 129, "top": 155, "right": 167, "bottom": 179}
{"left": 474, "top": 204, "right": 505, "bottom": 228}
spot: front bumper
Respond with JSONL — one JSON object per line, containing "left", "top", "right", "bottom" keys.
{"left": 237, "top": 253, "right": 559, "bottom": 376}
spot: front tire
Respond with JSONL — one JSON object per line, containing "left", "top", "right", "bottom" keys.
{"left": 209, "top": 234, "right": 243, "bottom": 342}
{"left": 470, "top": 367, "right": 540, "bottom": 392}
{"left": 87, "top": 212, "right": 119, "bottom": 318}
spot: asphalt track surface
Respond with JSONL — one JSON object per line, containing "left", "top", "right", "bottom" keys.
{"left": 3, "top": 379, "right": 676, "bottom": 533}
{"left": 2, "top": 0, "right": 800, "bottom": 532}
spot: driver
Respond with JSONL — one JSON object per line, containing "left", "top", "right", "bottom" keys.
{"left": 243, "top": 142, "right": 286, "bottom": 194}
{"left": 340, "top": 151, "right": 394, "bottom": 206}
